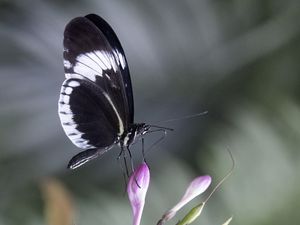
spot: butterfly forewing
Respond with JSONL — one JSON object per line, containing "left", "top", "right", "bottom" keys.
{"left": 62, "top": 16, "right": 131, "bottom": 135}
{"left": 85, "top": 14, "right": 134, "bottom": 123}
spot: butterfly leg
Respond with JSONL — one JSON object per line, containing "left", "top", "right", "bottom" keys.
{"left": 127, "top": 145, "right": 141, "bottom": 188}
{"left": 126, "top": 146, "right": 135, "bottom": 174}
{"left": 117, "top": 147, "right": 123, "bottom": 159}
{"left": 117, "top": 146, "right": 129, "bottom": 189}
{"left": 122, "top": 146, "right": 130, "bottom": 178}
{"left": 117, "top": 146, "right": 129, "bottom": 177}
{"left": 142, "top": 138, "right": 147, "bottom": 163}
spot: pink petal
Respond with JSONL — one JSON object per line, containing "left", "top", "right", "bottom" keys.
{"left": 162, "top": 175, "right": 211, "bottom": 221}
{"left": 127, "top": 163, "right": 150, "bottom": 225}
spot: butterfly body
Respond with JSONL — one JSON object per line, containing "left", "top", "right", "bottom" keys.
{"left": 119, "top": 123, "right": 150, "bottom": 147}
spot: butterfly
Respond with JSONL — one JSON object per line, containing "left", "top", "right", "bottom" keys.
{"left": 58, "top": 14, "right": 170, "bottom": 170}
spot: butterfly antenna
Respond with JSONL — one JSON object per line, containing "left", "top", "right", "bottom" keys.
{"left": 149, "top": 124, "right": 174, "bottom": 131}
{"left": 117, "top": 153, "right": 128, "bottom": 192}
{"left": 154, "top": 111, "right": 208, "bottom": 124}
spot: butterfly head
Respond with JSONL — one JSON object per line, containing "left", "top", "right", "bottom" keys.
{"left": 133, "top": 123, "right": 173, "bottom": 139}
{"left": 138, "top": 123, "right": 151, "bottom": 135}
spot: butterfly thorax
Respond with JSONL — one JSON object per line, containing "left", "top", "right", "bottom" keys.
{"left": 119, "top": 123, "right": 150, "bottom": 147}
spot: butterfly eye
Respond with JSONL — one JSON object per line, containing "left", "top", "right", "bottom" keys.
{"left": 143, "top": 125, "right": 151, "bottom": 134}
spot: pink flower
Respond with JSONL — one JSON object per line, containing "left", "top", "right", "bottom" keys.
{"left": 127, "top": 162, "right": 150, "bottom": 225}
{"left": 159, "top": 175, "right": 211, "bottom": 224}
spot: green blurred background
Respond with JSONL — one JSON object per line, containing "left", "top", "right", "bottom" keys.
{"left": 1, "top": 0, "right": 300, "bottom": 224}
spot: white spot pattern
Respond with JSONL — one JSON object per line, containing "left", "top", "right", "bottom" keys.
{"left": 64, "top": 60, "right": 72, "bottom": 69}
{"left": 68, "top": 80, "right": 80, "bottom": 87}
{"left": 95, "top": 50, "right": 112, "bottom": 69}
{"left": 86, "top": 52, "right": 108, "bottom": 70}
{"left": 59, "top": 104, "right": 72, "bottom": 114}
{"left": 58, "top": 80, "right": 93, "bottom": 149}
{"left": 60, "top": 47, "right": 128, "bottom": 148}
{"left": 73, "top": 63, "right": 97, "bottom": 82}
{"left": 65, "top": 49, "right": 126, "bottom": 82}
{"left": 61, "top": 95, "right": 70, "bottom": 104}
{"left": 65, "top": 73, "right": 83, "bottom": 80}
{"left": 64, "top": 87, "right": 73, "bottom": 95}
{"left": 113, "top": 49, "right": 126, "bottom": 69}
{"left": 77, "top": 53, "right": 103, "bottom": 75}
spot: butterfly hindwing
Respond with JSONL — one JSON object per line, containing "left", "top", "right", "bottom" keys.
{"left": 58, "top": 78, "right": 119, "bottom": 149}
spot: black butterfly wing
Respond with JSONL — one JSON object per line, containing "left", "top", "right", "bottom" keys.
{"left": 85, "top": 14, "right": 134, "bottom": 123}
{"left": 58, "top": 78, "right": 118, "bottom": 149}
{"left": 63, "top": 16, "right": 132, "bottom": 135}
{"left": 59, "top": 15, "right": 134, "bottom": 169}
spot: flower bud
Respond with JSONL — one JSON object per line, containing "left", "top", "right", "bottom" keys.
{"left": 161, "top": 175, "right": 211, "bottom": 223}
{"left": 127, "top": 162, "right": 150, "bottom": 225}
{"left": 176, "top": 202, "right": 205, "bottom": 225}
